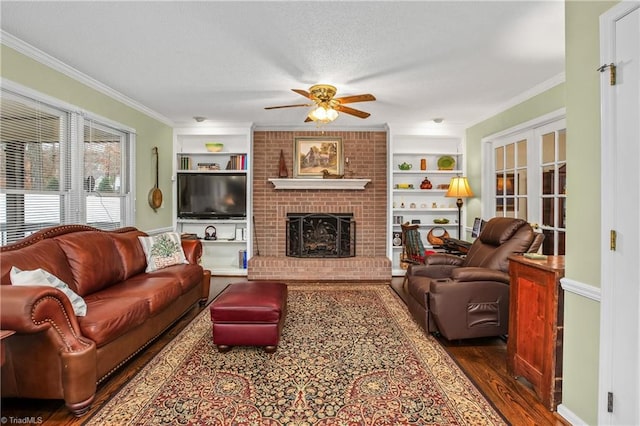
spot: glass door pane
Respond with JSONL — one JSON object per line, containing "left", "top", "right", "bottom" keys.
{"left": 539, "top": 128, "right": 566, "bottom": 255}
{"left": 494, "top": 139, "right": 527, "bottom": 220}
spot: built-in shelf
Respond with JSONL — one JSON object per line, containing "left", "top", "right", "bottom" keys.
{"left": 268, "top": 178, "right": 371, "bottom": 190}
{"left": 389, "top": 135, "right": 464, "bottom": 276}
{"left": 174, "top": 125, "right": 251, "bottom": 277}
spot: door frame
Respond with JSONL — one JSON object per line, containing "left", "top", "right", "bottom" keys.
{"left": 598, "top": 2, "right": 640, "bottom": 424}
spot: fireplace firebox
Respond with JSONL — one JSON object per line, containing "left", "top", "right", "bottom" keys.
{"left": 286, "top": 213, "right": 355, "bottom": 258}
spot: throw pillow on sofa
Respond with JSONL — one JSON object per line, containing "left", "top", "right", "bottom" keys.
{"left": 10, "top": 266, "right": 88, "bottom": 316}
{"left": 138, "top": 232, "right": 189, "bottom": 272}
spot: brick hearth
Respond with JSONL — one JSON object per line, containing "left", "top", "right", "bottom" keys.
{"left": 248, "top": 256, "right": 390, "bottom": 282}
{"left": 249, "top": 130, "right": 391, "bottom": 282}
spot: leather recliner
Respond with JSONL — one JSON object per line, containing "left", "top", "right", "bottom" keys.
{"left": 406, "top": 217, "right": 539, "bottom": 341}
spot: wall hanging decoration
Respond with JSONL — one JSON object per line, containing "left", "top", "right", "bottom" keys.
{"left": 148, "top": 147, "right": 163, "bottom": 211}
{"left": 293, "top": 137, "right": 343, "bottom": 178}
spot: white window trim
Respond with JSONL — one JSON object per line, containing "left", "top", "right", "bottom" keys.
{"left": 1, "top": 77, "right": 136, "bottom": 230}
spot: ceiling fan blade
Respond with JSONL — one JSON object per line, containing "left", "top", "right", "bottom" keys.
{"left": 334, "top": 104, "right": 371, "bottom": 119}
{"left": 304, "top": 116, "right": 313, "bottom": 123}
{"left": 264, "top": 103, "right": 312, "bottom": 110}
{"left": 291, "top": 89, "right": 312, "bottom": 99}
{"left": 334, "top": 94, "right": 376, "bottom": 104}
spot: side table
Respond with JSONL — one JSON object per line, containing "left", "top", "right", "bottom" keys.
{"left": 507, "top": 254, "right": 565, "bottom": 411}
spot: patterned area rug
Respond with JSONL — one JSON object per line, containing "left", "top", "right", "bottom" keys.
{"left": 87, "top": 285, "right": 506, "bottom": 425}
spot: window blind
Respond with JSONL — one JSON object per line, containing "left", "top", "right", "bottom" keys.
{"left": 1, "top": 87, "right": 134, "bottom": 245}
{"left": 0, "top": 91, "right": 69, "bottom": 244}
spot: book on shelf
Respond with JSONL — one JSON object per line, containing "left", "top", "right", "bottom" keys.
{"left": 197, "top": 162, "right": 220, "bottom": 171}
{"left": 238, "top": 249, "right": 247, "bottom": 269}
{"left": 225, "top": 154, "right": 247, "bottom": 170}
{"left": 179, "top": 156, "right": 192, "bottom": 170}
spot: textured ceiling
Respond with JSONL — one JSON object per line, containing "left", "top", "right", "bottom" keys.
{"left": 1, "top": 1, "right": 565, "bottom": 128}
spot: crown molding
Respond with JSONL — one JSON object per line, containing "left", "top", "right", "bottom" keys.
{"left": 465, "top": 72, "right": 566, "bottom": 129}
{"left": 1, "top": 30, "right": 174, "bottom": 127}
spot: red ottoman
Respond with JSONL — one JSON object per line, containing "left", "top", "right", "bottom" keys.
{"left": 209, "top": 281, "right": 287, "bottom": 353}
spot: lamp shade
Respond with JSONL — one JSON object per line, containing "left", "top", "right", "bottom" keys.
{"left": 308, "top": 104, "right": 338, "bottom": 123}
{"left": 445, "top": 176, "right": 474, "bottom": 198}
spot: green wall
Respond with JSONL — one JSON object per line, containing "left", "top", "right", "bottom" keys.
{"left": 562, "top": 1, "right": 618, "bottom": 424}
{"left": 466, "top": 2, "right": 619, "bottom": 424}
{"left": 0, "top": 45, "right": 174, "bottom": 232}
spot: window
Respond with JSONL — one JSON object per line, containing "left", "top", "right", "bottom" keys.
{"left": 0, "top": 86, "right": 135, "bottom": 244}
{"left": 84, "top": 120, "right": 130, "bottom": 228}
{"left": 483, "top": 113, "right": 566, "bottom": 255}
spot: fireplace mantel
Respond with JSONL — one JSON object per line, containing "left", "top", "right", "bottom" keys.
{"left": 268, "top": 178, "right": 371, "bottom": 190}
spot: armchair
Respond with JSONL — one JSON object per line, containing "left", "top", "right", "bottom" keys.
{"left": 406, "top": 217, "right": 539, "bottom": 340}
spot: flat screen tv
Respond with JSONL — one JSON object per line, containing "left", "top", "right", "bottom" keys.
{"left": 177, "top": 173, "right": 247, "bottom": 219}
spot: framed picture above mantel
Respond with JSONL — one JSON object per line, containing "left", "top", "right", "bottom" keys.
{"left": 293, "top": 137, "right": 343, "bottom": 178}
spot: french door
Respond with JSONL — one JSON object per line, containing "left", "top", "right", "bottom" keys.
{"left": 483, "top": 114, "right": 566, "bottom": 255}
{"left": 536, "top": 121, "right": 566, "bottom": 255}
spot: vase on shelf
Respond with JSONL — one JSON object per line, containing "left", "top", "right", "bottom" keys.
{"left": 420, "top": 177, "right": 432, "bottom": 189}
{"left": 278, "top": 150, "right": 288, "bottom": 178}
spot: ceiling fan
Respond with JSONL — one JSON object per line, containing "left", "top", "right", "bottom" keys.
{"left": 265, "top": 84, "right": 376, "bottom": 123}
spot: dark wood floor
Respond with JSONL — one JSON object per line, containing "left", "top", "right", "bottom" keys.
{"left": 1, "top": 277, "right": 568, "bottom": 425}
{"left": 389, "top": 277, "right": 568, "bottom": 426}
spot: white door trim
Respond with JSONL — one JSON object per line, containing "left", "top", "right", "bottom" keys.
{"left": 599, "top": 1, "right": 640, "bottom": 424}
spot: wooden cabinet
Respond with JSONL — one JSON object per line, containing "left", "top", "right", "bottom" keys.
{"left": 507, "top": 255, "right": 565, "bottom": 411}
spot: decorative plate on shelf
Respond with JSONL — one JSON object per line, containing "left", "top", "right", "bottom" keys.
{"left": 437, "top": 155, "right": 455, "bottom": 170}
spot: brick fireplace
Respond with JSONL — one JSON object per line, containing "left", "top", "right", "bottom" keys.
{"left": 249, "top": 130, "right": 391, "bottom": 282}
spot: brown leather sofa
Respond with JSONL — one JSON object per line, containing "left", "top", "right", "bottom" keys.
{"left": 0, "top": 225, "right": 211, "bottom": 416}
{"left": 406, "top": 217, "right": 538, "bottom": 341}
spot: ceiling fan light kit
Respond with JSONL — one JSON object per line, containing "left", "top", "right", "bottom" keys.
{"left": 308, "top": 104, "right": 339, "bottom": 123}
{"left": 265, "top": 84, "right": 376, "bottom": 123}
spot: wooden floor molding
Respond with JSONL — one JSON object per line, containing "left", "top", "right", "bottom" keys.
{"left": 0, "top": 277, "right": 570, "bottom": 425}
